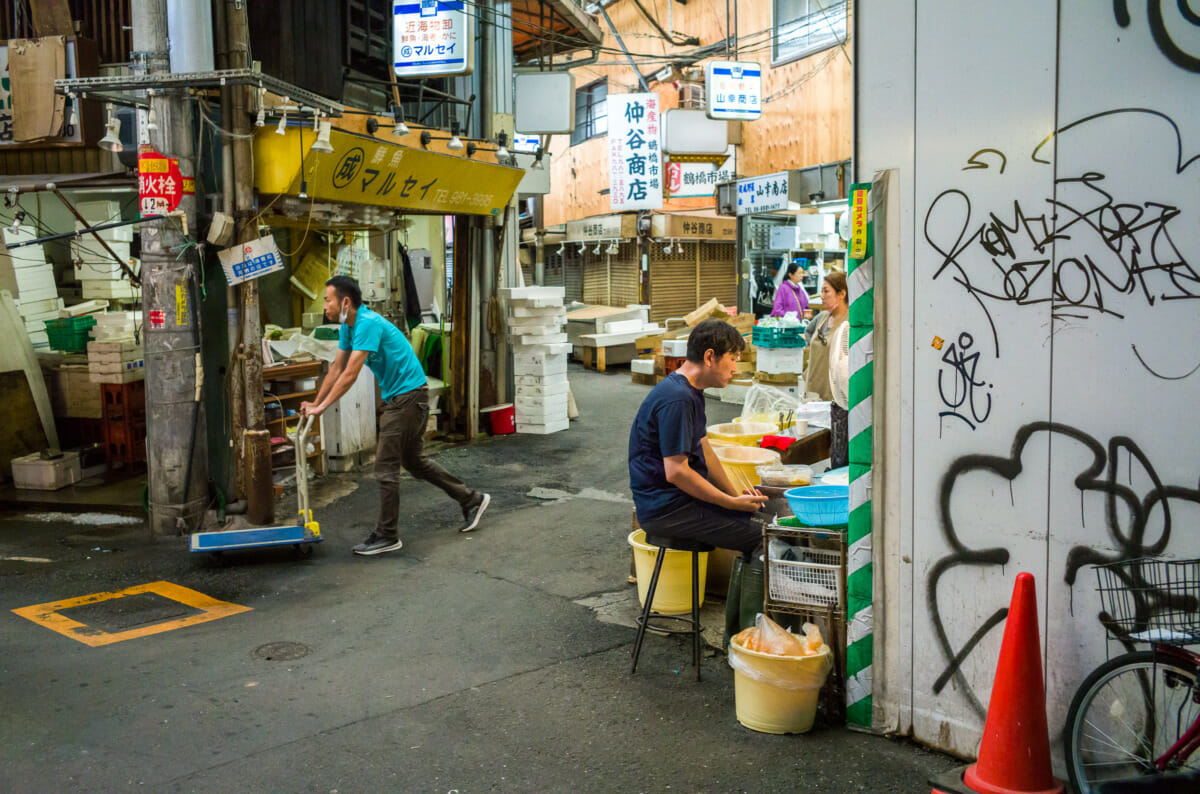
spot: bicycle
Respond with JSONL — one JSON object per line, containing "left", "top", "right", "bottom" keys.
{"left": 1065, "top": 557, "right": 1200, "bottom": 792}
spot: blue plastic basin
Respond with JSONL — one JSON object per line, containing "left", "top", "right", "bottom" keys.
{"left": 784, "top": 485, "right": 849, "bottom": 527}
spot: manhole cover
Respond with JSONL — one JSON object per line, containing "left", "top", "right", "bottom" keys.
{"left": 253, "top": 641, "right": 310, "bottom": 661}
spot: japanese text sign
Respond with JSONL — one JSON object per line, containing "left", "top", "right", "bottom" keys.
{"left": 666, "top": 150, "right": 736, "bottom": 198}
{"left": 608, "top": 93, "right": 663, "bottom": 212}
{"left": 735, "top": 171, "right": 790, "bottom": 215}
{"left": 218, "top": 234, "right": 285, "bottom": 286}
{"left": 393, "top": 0, "right": 474, "bottom": 77}
{"left": 705, "top": 61, "right": 762, "bottom": 121}
{"left": 850, "top": 186, "right": 869, "bottom": 259}
{"left": 138, "top": 149, "right": 194, "bottom": 217}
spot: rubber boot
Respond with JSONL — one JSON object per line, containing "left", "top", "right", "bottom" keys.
{"left": 723, "top": 557, "right": 745, "bottom": 649}
{"left": 740, "top": 560, "right": 765, "bottom": 631}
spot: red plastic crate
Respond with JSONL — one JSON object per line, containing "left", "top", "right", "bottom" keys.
{"left": 103, "top": 418, "right": 147, "bottom": 467}
{"left": 102, "top": 381, "right": 146, "bottom": 421}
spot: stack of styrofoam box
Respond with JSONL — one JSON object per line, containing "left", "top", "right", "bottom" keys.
{"left": 4, "top": 225, "right": 63, "bottom": 349}
{"left": 88, "top": 312, "right": 144, "bottom": 384}
{"left": 71, "top": 200, "right": 139, "bottom": 301}
{"left": 503, "top": 286, "right": 571, "bottom": 434}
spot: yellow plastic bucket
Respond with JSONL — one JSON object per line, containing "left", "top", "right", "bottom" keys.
{"left": 713, "top": 446, "right": 781, "bottom": 493}
{"left": 628, "top": 529, "right": 708, "bottom": 614}
{"left": 706, "top": 421, "right": 777, "bottom": 447}
{"left": 728, "top": 640, "right": 833, "bottom": 734}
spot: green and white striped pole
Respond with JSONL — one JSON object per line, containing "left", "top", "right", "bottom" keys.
{"left": 845, "top": 182, "right": 874, "bottom": 727}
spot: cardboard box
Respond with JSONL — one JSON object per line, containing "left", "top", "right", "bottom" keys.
{"left": 684, "top": 297, "right": 725, "bottom": 327}
{"left": 754, "top": 371, "right": 800, "bottom": 386}
{"left": 11, "top": 451, "right": 82, "bottom": 490}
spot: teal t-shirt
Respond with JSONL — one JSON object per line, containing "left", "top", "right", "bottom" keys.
{"left": 338, "top": 306, "right": 427, "bottom": 400}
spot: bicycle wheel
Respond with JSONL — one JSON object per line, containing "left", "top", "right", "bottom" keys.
{"left": 1066, "top": 650, "right": 1200, "bottom": 793}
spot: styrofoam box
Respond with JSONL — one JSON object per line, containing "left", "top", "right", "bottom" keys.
{"left": 516, "top": 418, "right": 570, "bottom": 435}
{"left": 515, "top": 379, "right": 570, "bottom": 398}
{"left": 11, "top": 451, "right": 82, "bottom": 490}
{"left": 501, "top": 286, "right": 565, "bottom": 301}
{"left": 74, "top": 219, "right": 133, "bottom": 242}
{"left": 73, "top": 200, "right": 122, "bottom": 220}
{"left": 513, "top": 351, "right": 567, "bottom": 375}
{"left": 511, "top": 305, "right": 567, "bottom": 319}
{"left": 515, "top": 372, "right": 567, "bottom": 386}
{"left": 630, "top": 358, "right": 656, "bottom": 375}
{"left": 662, "top": 338, "right": 689, "bottom": 357}
{"left": 600, "top": 318, "right": 646, "bottom": 335}
{"left": 757, "top": 346, "right": 806, "bottom": 375}
{"left": 16, "top": 267, "right": 56, "bottom": 291}
{"left": 516, "top": 393, "right": 569, "bottom": 412}
{"left": 82, "top": 281, "right": 138, "bottom": 299}
{"left": 513, "top": 342, "right": 572, "bottom": 356}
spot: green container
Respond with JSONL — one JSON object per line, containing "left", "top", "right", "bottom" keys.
{"left": 312, "top": 326, "right": 339, "bottom": 341}
{"left": 44, "top": 315, "right": 97, "bottom": 353}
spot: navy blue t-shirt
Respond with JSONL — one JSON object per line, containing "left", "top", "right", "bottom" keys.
{"left": 628, "top": 371, "right": 709, "bottom": 523}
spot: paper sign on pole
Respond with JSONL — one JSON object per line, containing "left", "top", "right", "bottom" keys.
{"left": 138, "top": 148, "right": 195, "bottom": 217}
{"left": 218, "top": 235, "right": 285, "bottom": 286}
{"left": 392, "top": 0, "right": 474, "bottom": 77}
{"left": 608, "top": 93, "right": 663, "bottom": 212}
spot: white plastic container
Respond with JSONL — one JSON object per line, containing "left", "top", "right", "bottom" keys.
{"left": 662, "top": 338, "right": 689, "bottom": 357}
{"left": 11, "top": 451, "right": 82, "bottom": 490}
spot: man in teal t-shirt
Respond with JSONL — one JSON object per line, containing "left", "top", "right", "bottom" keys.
{"left": 301, "top": 276, "right": 490, "bottom": 555}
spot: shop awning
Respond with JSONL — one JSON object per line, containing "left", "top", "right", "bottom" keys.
{"left": 512, "top": 0, "right": 603, "bottom": 60}
{"left": 254, "top": 127, "right": 524, "bottom": 217}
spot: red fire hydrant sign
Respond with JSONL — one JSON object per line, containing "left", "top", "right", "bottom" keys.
{"left": 138, "top": 148, "right": 194, "bottom": 217}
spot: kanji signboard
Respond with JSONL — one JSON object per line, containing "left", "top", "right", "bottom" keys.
{"left": 392, "top": 0, "right": 474, "bottom": 77}
{"left": 705, "top": 60, "right": 762, "bottom": 121}
{"left": 138, "top": 148, "right": 194, "bottom": 217}
{"left": 735, "top": 171, "right": 791, "bottom": 215}
{"left": 608, "top": 94, "right": 663, "bottom": 212}
{"left": 217, "top": 235, "right": 285, "bottom": 286}
{"left": 666, "top": 149, "right": 736, "bottom": 198}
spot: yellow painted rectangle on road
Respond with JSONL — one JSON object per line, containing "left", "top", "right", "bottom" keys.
{"left": 11, "top": 581, "right": 252, "bottom": 647}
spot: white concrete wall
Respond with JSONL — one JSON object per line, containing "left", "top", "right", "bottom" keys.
{"left": 858, "top": 0, "right": 1200, "bottom": 763}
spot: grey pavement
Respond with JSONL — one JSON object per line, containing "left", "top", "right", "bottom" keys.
{"left": 0, "top": 364, "right": 957, "bottom": 792}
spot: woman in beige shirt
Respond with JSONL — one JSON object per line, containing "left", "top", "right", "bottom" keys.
{"left": 804, "top": 271, "right": 849, "bottom": 468}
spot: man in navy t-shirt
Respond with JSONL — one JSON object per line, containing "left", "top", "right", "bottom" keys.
{"left": 628, "top": 319, "right": 767, "bottom": 558}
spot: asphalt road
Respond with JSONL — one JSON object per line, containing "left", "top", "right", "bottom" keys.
{"left": 0, "top": 365, "right": 957, "bottom": 792}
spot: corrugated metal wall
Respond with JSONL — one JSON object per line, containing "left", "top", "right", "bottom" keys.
{"left": 609, "top": 242, "right": 640, "bottom": 307}
{"left": 699, "top": 241, "right": 738, "bottom": 309}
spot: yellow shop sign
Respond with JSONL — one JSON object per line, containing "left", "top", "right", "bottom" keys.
{"left": 254, "top": 127, "right": 523, "bottom": 216}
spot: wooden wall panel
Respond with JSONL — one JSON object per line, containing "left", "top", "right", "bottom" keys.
{"left": 543, "top": 0, "right": 854, "bottom": 226}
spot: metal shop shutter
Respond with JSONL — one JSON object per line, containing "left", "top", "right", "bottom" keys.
{"left": 581, "top": 254, "right": 608, "bottom": 305}
{"left": 543, "top": 250, "right": 565, "bottom": 289}
{"left": 609, "top": 243, "right": 640, "bottom": 307}
{"left": 698, "top": 242, "right": 737, "bottom": 309}
{"left": 648, "top": 243, "right": 699, "bottom": 324}
{"left": 561, "top": 249, "right": 584, "bottom": 302}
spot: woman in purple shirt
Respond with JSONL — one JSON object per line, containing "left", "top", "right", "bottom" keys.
{"left": 771, "top": 262, "right": 811, "bottom": 317}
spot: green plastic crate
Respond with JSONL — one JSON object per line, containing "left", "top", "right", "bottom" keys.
{"left": 44, "top": 315, "right": 97, "bottom": 353}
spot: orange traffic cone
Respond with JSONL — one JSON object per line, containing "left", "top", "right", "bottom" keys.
{"left": 929, "top": 572, "right": 1064, "bottom": 794}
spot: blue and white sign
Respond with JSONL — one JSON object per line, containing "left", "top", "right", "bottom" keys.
{"left": 218, "top": 234, "right": 285, "bottom": 286}
{"left": 513, "top": 134, "right": 541, "bottom": 154}
{"left": 705, "top": 60, "right": 762, "bottom": 121}
{"left": 393, "top": 1, "right": 474, "bottom": 77}
{"left": 735, "top": 171, "right": 790, "bottom": 215}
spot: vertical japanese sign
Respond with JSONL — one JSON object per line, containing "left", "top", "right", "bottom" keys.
{"left": 393, "top": 0, "right": 474, "bottom": 77}
{"left": 704, "top": 60, "right": 762, "bottom": 121}
{"left": 849, "top": 185, "right": 869, "bottom": 258}
{"left": 608, "top": 94, "right": 663, "bottom": 212}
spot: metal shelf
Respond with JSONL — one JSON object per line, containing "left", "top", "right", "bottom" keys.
{"left": 55, "top": 68, "right": 344, "bottom": 117}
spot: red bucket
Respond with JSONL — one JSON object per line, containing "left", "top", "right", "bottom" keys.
{"left": 481, "top": 403, "right": 515, "bottom": 435}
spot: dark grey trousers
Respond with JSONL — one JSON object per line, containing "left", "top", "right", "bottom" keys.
{"left": 639, "top": 499, "right": 763, "bottom": 561}
{"left": 375, "top": 387, "right": 473, "bottom": 539}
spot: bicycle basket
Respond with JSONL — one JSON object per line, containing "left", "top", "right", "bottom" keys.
{"left": 1093, "top": 557, "right": 1200, "bottom": 646}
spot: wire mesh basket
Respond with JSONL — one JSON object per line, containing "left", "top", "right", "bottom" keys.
{"left": 1094, "top": 557, "right": 1200, "bottom": 646}
{"left": 767, "top": 544, "right": 843, "bottom": 608}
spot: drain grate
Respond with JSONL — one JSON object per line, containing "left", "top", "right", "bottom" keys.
{"left": 253, "top": 641, "right": 310, "bottom": 661}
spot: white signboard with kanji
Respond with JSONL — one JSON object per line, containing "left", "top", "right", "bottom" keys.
{"left": 705, "top": 60, "right": 762, "bottom": 121}
{"left": 666, "top": 148, "right": 736, "bottom": 198}
{"left": 392, "top": 0, "right": 474, "bottom": 77}
{"left": 608, "top": 94, "right": 663, "bottom": 212}
{"left": 735, "top": 171, "right": 790, "bottom": 215}
{"left": 218, "top": 235, "right": 285, "bottom": 286}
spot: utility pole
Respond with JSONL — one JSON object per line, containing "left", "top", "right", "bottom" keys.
{"left": 223, "top": 1, "right": 273, "bottom": 524}
{"left": 132, "top": 1, "right": 209, "bottom": 535}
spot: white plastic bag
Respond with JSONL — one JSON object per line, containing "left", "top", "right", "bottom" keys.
{"left": 741, "top": 383, "right": 802, "bottom": 431}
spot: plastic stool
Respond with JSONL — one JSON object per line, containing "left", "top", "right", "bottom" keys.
{"left": 630, "top": 534, "right": 713, "bottom": 681}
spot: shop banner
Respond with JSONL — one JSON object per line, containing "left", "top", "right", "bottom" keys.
{"left": 608, "top": 93, "right": 663, "bottom": 212}
{"left": 735, "top": 171, "right": 790, "bottom": 215}
{"left": 218, "top": 234, "right": 285, "bottom": 286}
{"left": 392, "top": 0, "right": 473, "bottom": 77}
{"left": 666, "top": 149, "right": 736, "bottom": 198}
{"left": 705, "top": 60, "right": 762, "bottom": 121}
